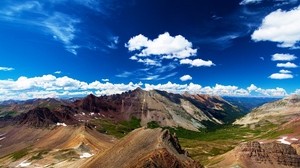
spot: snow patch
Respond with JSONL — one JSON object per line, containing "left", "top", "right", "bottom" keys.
{"left": 90, "top": 112, "right": 94, "bottom": 116}
{"left": 80, "top": 152, "right": 94, "bottom": 158}
{"left": 0, "top": 137, "right": 5, "bottom": 141}
{"left": 291, "top": 138, "right": 298, "bottom": 141}
{"left": 17, "top": 160, "right": 31, "bottom": 167}
{"left": 56, "top": 123, "right": 67, "bottom": 127}
{"left": 277, "top": 136, "right": 291, "bottom": 145}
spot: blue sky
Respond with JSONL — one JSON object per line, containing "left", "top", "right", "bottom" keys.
{"left": 0, "top": 0, "right": 300, "bottom": 100}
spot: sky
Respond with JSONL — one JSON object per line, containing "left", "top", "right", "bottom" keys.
{"left": 0, "top": 0, "right": 300, "bottom": 100}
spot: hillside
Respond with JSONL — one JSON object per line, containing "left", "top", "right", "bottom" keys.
{"left": 234, "top": 95, "right": 300, "bottom": 126}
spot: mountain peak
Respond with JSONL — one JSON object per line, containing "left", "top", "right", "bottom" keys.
{"left": 133, "top": 87, "right": 144, "bottom": 92}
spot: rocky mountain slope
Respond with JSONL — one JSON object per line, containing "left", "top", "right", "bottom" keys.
{"left": 83, "top": 127, "right": 202, "bottom": 168}
{"left": 73, "top": 88, "right": 242, "bottom": 131}
{"left": 1, "top": 88, "right": 243, "bottom": 131}
{"left": 209, "top": 141, "right": 300, "bottom": 168}
{"left": 0, "top": 125, "right": 201, "bottom": 167}
{"left": 234, "top": 94, "right": 300, "bottom": 126}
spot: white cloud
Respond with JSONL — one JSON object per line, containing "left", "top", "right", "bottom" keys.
{"left": 271, "top": 53, "right": 297, "bottom": 61}
{"left": 276, "top": 62, "right": 298, "bottom": 68}
{"left": 279, "top": 69, "right": 292, "bottom": 74}
{"left": 240, "top": 0, "right": 262, "bottom": 5}
{"left": 246, "top": 84, "right": 287, "bottom": 97}
{"left": 125, "top": 32, "right": 214, "bottom": 80}
{"left": 0, "top": 67, "right": 14, "bottom": 71}
{"left": 101, "top": 78, "right": 109, "bottom": 82}
{"left": 252, "top": 6, "right": 300, "bottom": 48}
{"left": 0, "top": 2, "right": 81, "bottom": 55}
{"left": 293, "top": 89, "right": 300, "bottom": 95}
{"left": 247, "top": 84, "right": 258, "bottom": 92}
{"left": 137, "top": 58, "right": 161, "bottom": 66}
{"left": 107, "top": 36, "right": 119, "bottom": 49}
{"left": 0, "top": 74, "right": 292, "bottom": 101}
{"left": 180, "top": 59, "right": 215, "bottom": 67}
{"left": 269, "top": 73, "right": 293, "bottom": 79}
{"left": 54, "top": 71, "right": 61, "bottom": 74}
{"left": 255, "top": 87, "right": 287, "bottom": 97}
{"left": 180, "top": 75, "right": 192, "bottom": 81}
{"left": 0, "top": 1, "right": 42, "bottom": 16}
{"left": 126, "top": 32, "right": 197, "bottom": 59}
{"left": 44, "top": 13, "right": 80, "bottom": 55}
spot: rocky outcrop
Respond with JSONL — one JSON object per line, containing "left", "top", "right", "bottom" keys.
{"left": 236, "top": 141, "right": 300, "bottom": 167}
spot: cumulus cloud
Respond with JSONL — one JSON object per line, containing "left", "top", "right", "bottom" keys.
{"left": 252, "top": 6, "right": 300, "bottom": 48}
{"left": 180, "top": 59, "right": 215, "bottom": 67}
{"left": 269, "top": 73, "right": 293, "bottom": 79}
{"left": 271, "top": 53, "right": 297, "bottom": 61}
{"left": 125, "top": 32, "right": 215, "bottom": 80}
{"left": 0, "top": 74, "right": 292, "bottom": 101}
{"left": 180, "top": 75, "right": 192, "bottom": 81}
{"left": 240, "top": 0, "right": 262, "bottom": 5}
{"left": 0, "top": 74, "right": 142, "bottom": 101}
{"left": 126, "top": 32, "right": 197, "bottom": 59}
{"left": 54, "top": 71, "right": 61, "bottom": 74}
{"left": 101, "top": 78, "right": 109, "bottom": 82}
{"left": 247, "top": 84, "right": 258, "bottom": 92}
{"left": 0, "top": 67, "right": 14, "bottom": 71}
{"left": 293, "top": 89, "right": 300, "bottom": 95}
{"left": 246, "top": 84, "right": 287, "bottom": 97}
{"left": 279, "top": 69, "right": 292, "bottom": 74}
{"left": 276, "top": 62, "right": 298, "bottom": 68}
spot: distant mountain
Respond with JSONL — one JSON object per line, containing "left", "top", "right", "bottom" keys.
{"left": 223, "top": 96, "right": 279, "bottom": 113}
{"left": 13, "top": 107, "right": 77, "bottom": 128}
{"left": 74, "top": 88, "right": 243, "bottom": 131}
{"left": 1, "top": 88, "right": 244, "bottom": 131}
{"left": 234, "top": 94, "right": 300, "bottom": 126}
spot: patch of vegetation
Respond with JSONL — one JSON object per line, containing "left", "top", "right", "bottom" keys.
{"left": 11, "top": 148, "right": 30, "bottom": 161}
{"left": 92, "top": 117, "right": 141, "bottom": 138}
{"left": 161, "top": 123, "right": 287, "bottom": 166}
{"left": 0, "top": 111, "right": 17, "bottom": 118}
{"left": 29, "top": 149, "right": 50, "bottom": 161}
{"left": 147, "top": 121, "right": 160, "bottom": 129}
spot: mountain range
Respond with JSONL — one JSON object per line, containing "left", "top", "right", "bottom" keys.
{"left": 0, "top": 88, "right": 299, "bottom": 168}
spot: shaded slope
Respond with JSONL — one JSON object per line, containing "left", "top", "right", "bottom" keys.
{"left": 13, "top": 107, "right": 76, "bottom": 128}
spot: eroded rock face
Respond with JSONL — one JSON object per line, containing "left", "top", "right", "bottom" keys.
{"left": 237, "top": 141, "right": 300, "bottom": 167}
{"left": 132, "top": 148, "right": 202, "bottom": 168}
